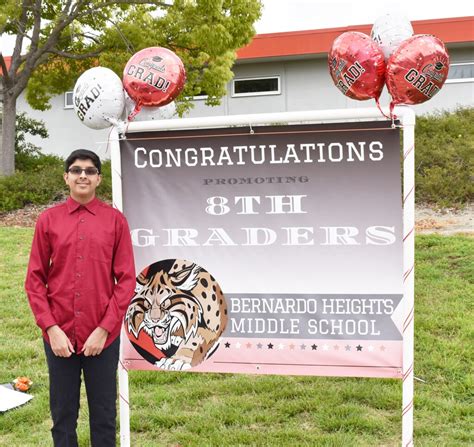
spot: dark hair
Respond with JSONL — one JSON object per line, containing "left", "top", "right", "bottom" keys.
{"left": 64, "top": 149, "right": 101, "bottom": 174}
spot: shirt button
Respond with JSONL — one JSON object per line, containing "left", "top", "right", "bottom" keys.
{"left": 77, "top": 255, "right": 83, "bottom": 260}
{"left": 76, "top": 273, "right": 81, "bottom": 278}
{"left": 80, "top": 219, "right": 85, "bottom": 223}
{"left": 79, "top": 235, "right": 85, "bottom": 240}
{"left": 75, "top": 292, "right": 81, "bottom": 297}
{"left": 75, "top": 311, "right": 81, "bottom": 316}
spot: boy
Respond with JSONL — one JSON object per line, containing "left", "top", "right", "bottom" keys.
{"left": 25, "top": 149, "right": 136, "bottom": 446}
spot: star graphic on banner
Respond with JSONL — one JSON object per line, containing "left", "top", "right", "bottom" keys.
{"left": 311, "top": 344, "right": 318, "bottom": 351}
{"left": 225, "top": 342, "right": 230, "bottom": 348}
{"left": 380, "top": 345, "right": 386, "bottom": 351}
{"left": 289, "top": 344, "right": 296, "bottom": 350}
{"left": 333, "top": 345, "right": 340, "bottom": 351}
{"left": 246, "top": 342, "right": 252, "bottom": 349}
{"left": 345, "top": 345, "right": 351, "bottom": 351}
{"left": 356, "top": 345, "right": 363, "bottom": 351}
{"left": 323, "top": 344, "right": 329, "bottom": 351}
{"left": 278, "top": 343, "right": 285, "bottom": 350}
{"left": 300, "top": 344, "right": 306, "bottom": 350}
{"left": 257, "top": 343, "right": 263, "bottom": 349}
{"left": 267, "top": 343, "right": 274, "bottom": 349}
{"left": 235, "top": 342, "right": 241, "bottom": 349}
{"left": 368, "top": 345, "right": 374, "bottom": 352}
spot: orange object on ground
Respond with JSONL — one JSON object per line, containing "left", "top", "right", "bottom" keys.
{"left": 13, "top": 376, "right": 33, "bottom": 392}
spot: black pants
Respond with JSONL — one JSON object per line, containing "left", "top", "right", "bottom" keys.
{"left": 44, "top": 337, "right": 120, "bottom": 447}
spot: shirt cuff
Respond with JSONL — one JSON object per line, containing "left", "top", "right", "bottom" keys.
{"left": 37, "top": 313, "right": 57, "bottom": 332}
{"left": 99, "top": 315, "right": 117, "bottom": 334}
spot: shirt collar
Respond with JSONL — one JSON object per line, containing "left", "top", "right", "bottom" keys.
{"left": 66, "top": 196, "right": 99, "bottom": 215}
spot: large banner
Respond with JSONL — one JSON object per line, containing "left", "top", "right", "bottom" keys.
{"left": 119, "top": 121, "right": 403, "bottom": 378}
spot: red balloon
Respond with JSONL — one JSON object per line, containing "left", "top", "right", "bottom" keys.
{"left": 328, "top": 31, "right": 386, "bottom": 101}
{"left": 386, "top": 34, "right": 449, "bottom": 105}
{"left": 123, "top": 47, "right": 186, "bottom": 116}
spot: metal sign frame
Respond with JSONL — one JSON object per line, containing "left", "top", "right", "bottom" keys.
{"left": 110, "top": 106, "right": 415, "bottom": 447}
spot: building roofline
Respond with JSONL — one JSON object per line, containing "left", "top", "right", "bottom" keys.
{"left": 2, "top": 16, "right": 472, "bottom": 74}
{"left": 237, "top": 16, "right": 474, "bottom": 60}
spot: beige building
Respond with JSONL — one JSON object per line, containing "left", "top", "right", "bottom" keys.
{"left": 14, "top": 16, "right": 474, "bottom": 159}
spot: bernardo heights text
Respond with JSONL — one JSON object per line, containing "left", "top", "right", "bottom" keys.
{"left": 133, "top": 140, "right": 384, "bottom": 168}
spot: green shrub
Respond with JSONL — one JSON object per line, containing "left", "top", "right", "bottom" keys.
{"left": 14, "top": 112, "right": 50, "bottom": 172}
{"left": 414, "top": 107, "right": 473, "bottom": 207}
{"left": 0, "top": 168, "right": 67, "bottom": 212}
{"left": 1, "top": 108, "right": 472, "bottom": 212}
{"left": 98, "top": 160, "right": 112, "bottom": 202}
{"left": 0, "top": 114, "right": 64, "bottom": 211}
{"left": 0, "top": 158, "right": 113, "bottom": 212}
{"left": 0, "top": 111, "right": 112, "bottom": 212}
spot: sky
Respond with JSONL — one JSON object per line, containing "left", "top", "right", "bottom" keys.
{"left": 1, "top": 0, "right": 472, "bottom": 55}
{"left": 255, "top": 0, "right": 473, "bottom": 33}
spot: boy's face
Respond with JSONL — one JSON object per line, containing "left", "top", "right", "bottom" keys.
{"left": 63, "top": 158, "right": 101, "bottom": 203}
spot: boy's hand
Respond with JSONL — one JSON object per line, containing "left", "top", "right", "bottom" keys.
{"left": 82, "top": 327, "right": 108, "bottom": 356}
{"left": 47, "top": 325, "right": 75, "bottom": 357}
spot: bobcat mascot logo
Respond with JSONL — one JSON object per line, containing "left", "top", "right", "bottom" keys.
{"left": 125, "top": 259, "right": 227, "bottom": 371}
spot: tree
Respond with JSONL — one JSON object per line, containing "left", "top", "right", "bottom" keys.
{"left": 0, "top": 0, "right": 262, "bottom": 176}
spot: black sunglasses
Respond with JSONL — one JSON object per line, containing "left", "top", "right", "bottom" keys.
{"left": 68, "top": 167, "right": 100, "bottom": 176}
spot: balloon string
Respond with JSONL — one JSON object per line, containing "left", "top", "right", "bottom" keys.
{"left": 117, "top": 120, "right": 129, "bottom": 139}
{"left": 375, "top": 98, "right": 391, "bottom": 120}
{"left": 105, "top": 126, "right": 114, "bottom": 154}
{"left": 389, "top": 102, "right": 398, "bottom": 127}
{"left": 127, "top": 103, "right": 142, "bottom": 121}
{"left": 376, "top": 98, "right": 400, "bottom": 128}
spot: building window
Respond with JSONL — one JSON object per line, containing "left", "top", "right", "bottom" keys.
{"left": 446, "top": 62, "right": 474, "bottom": 84}
{"left": 232, "top": 76, "right": 281, "bottom": 97}
{"left": 64, "top": 91, "right": 74, "bottom": 109}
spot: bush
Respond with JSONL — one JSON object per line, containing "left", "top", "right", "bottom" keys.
{"left": 14, "top": 112, "right": 50, "bottom": 172}
{"left": 0, "top": 158, "right": 113, "bottom": 212}
{"left": 0, "top": 112, "right": 113, "bottom": 212}
{"left": 414, "top": 107, "right": 473, "bottom": 207}
{"left": 0, "top": 114, "right": 68, "bottom": 212}
{"left": 98, "top": 160, "right": 112, "bottom": 202}
{"left": 0, "top": 168, "right": 67, "bottom": 211}
{"left": 1, "top": 109, "right": 472, "bottom": 212}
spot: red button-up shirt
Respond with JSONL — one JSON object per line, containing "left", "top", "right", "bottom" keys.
{"left": 25, "top": 197, "right": 136, "bottom": 351}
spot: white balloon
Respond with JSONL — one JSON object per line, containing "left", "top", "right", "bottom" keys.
{"left": 135, "top": 102, "right": 177, "bottom": 121}
{"left": 159, "top": 101, "right": 177, "bottom": 120}
{"left": 371, "top": 13, "right": 414, "bottom": 61}
{"left": 73, "top": 67, "right": 125, "bottom": 130}
{"left": 124, "top": 90, "right": 177, "bottom": 122}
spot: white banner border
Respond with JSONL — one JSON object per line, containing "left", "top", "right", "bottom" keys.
{"left": 111, "top": 106, "right": 416, "bottom": 447}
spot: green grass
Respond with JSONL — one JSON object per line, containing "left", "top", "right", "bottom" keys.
{"left": 0, "top": 229, "right": 472, "bottom": 446}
